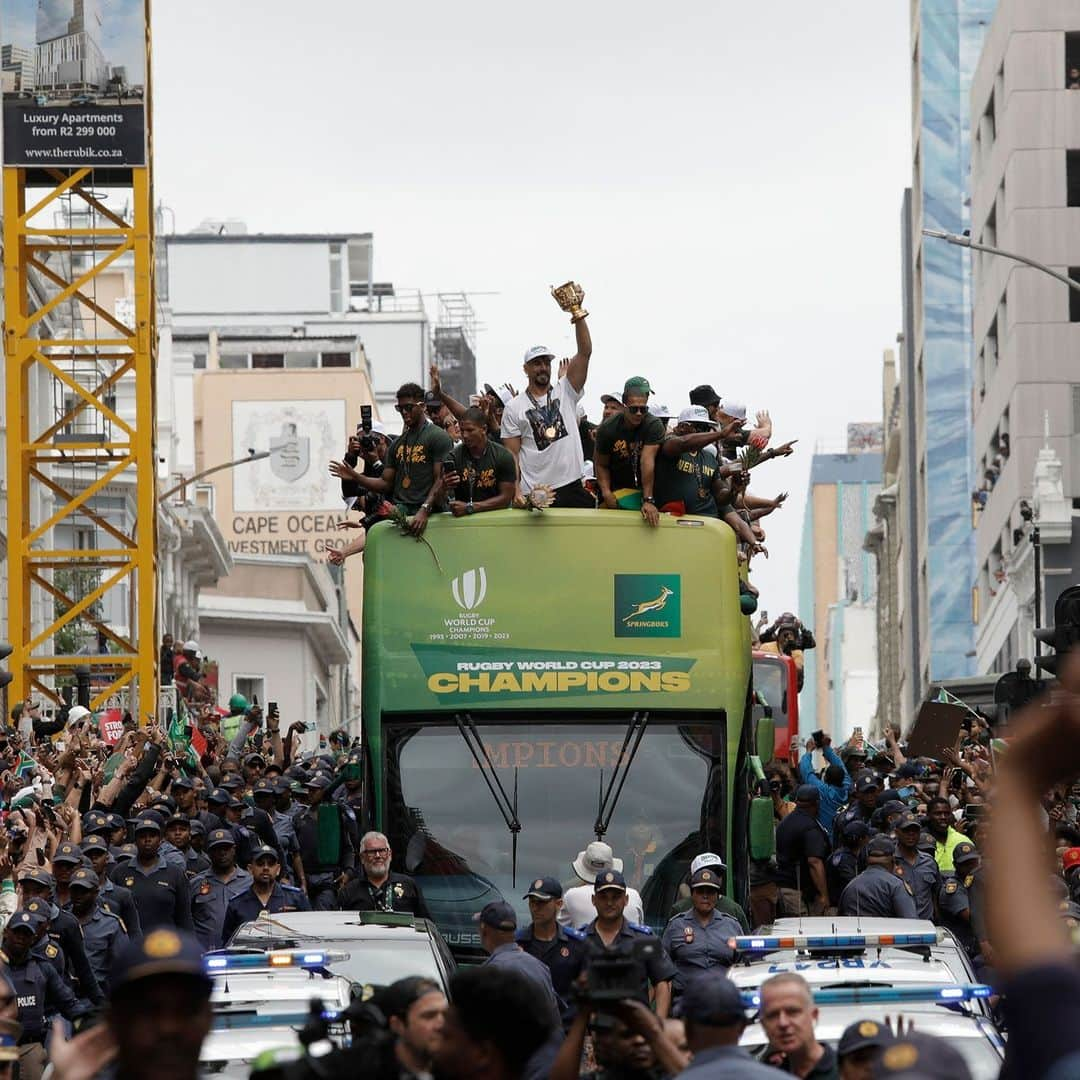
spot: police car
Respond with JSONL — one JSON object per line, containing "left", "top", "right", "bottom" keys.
{"left": 226, "top": 910, "right": 456, "bottom": 993}
{"left": 725, "top": 920, "right": 990, "bottom": 1020}
{"left": 738, "top": 985, "right": 1004, "bottom": 1080}
{"left": 201, "top": 952, "right": 356, "bottom": 1078}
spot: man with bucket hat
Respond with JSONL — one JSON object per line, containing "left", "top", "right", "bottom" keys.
{"left": 559, "top": 841, "right": 644, "bottom": 929}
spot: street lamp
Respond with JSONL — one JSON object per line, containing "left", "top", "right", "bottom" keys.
{"left": 922, "top": 228, "right": 1073, "bottom": 672}
{"left": 922, "top": 228, "right": 1080, "bottom": 293}
{"left": 157, "top": 448, "right": 272, "bottom": 504}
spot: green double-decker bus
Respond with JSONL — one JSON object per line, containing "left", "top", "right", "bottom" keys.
{"left": 361, "top": 509, "right": 754, "bottom": 958}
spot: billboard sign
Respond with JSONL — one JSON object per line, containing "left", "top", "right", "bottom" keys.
{"left": 362, "top": 512, "right": 751, "bottom": 714}
{"left": 1, "top": 0, "right": 148, "bottom": 168}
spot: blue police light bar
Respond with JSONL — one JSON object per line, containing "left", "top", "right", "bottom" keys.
{"left": 728, "top": 931, "right": 942, "bottom": 953}
{"left": 739, "top": 984, "right": 993, "bottom": 1008}
{"left": 204, "top": 949, "right": 347, "bottom": 972}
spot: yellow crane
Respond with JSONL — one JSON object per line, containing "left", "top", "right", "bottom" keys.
{"left": 2, "top": 2, "right": 157, "bottom": 718}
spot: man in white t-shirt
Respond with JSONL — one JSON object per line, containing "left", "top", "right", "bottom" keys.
{"left": 500, "top": 289, "right": 594, "bottom": 508}
{"left": 558, "top": 841, "right": 645, "bottom": 928}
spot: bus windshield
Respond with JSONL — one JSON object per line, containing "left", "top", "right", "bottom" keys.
{"left": 383, "top": 714, "right": 725, "bottom": 952}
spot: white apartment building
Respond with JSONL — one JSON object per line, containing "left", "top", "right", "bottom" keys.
{"left": 970, "top": 0, "right": 1080, "bottom": 673}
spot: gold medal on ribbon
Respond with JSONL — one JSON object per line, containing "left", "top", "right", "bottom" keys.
{"left": 544, "top": 426, "right": 557, "bottom": 440}
{"left": 402, "top": 476, "right": 411, "bottom": 489}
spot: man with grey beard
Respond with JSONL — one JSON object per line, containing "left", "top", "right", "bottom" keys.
{"left": 338, "top": 831, "right": 432, "bottom": 918}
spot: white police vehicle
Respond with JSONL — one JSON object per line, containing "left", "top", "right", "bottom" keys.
{"left": 738, "top": 984, "right": 1004, "bottom": 1080}
{"left": 201, "top": 949, "right": 356, "bottom": 1078}
{"left": 727, "top": 918, "right": 980, "bottom": 996}
{"left": 227, "top": 910, "right": 456, "bottom": 993}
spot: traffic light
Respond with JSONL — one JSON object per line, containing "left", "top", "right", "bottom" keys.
{"left": 994, "top": 659, "right": 1039, "bottom": 709}
{"left": 1034, "top": 585, "right": 1080, "bottom": 677}
{"left": 0, "top": 642, "right": 12, "bottom": 691}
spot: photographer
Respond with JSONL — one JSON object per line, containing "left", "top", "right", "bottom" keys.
{"left": 339, "top": 412, "right": 388, "bottom": 509}
{"left": 758, "top": 614, "right": 815, "bottom": 691}
{"left": 329, "top": 382, "right": 453, "bottom": 538}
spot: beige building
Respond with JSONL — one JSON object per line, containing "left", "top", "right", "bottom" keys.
{"left": 192, "top": 363, "right": 379, "bottom": 634}
{"left": 969, "top": 0, "right": 1080, "bottom": 674}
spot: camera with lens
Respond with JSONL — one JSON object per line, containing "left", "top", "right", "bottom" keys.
{"left": 358, "top": 405, "right": 378, "bottom": 452}
{"left": 581, "top": 939, "right": 656, "bottom": 1006}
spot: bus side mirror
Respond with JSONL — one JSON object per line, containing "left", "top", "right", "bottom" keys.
{"left": 755, "top": 715, "right": 775, "bottom": 763}
{"left": 749, "top": 797, "right": 775, "bottom": 861}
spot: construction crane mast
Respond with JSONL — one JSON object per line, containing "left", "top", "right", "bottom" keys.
{"left": 2, "top": 2, "right": 157, "bottom": 717}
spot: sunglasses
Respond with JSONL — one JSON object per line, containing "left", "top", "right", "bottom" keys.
{"left": 395, "top": 402, "right": 421, "bottom": 414}
{"left": 361, "top": 847, "right": 390, "bottom": 858}
{"left": 626, "top": 405, "right": 648, "bottom": 415}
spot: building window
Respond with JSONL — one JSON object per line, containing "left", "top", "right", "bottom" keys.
{"left": 220, "top": 354, "right": 248, "bottom": 369}
{"left": 284, "top": 351, "right": 318, "bottom": 369}
{"left": 320, "top": 352, "right": 351, "bottom": 368}
{"left": 1070, "top": 270, "right": 1080, "bottom": 322}
{"left": 1067, "top": 32, "right": 1080, "bottom": 87}
{"left": 251, "top": 354, "right": 284, "bottom": 369}
{"left": 1069, "top": 151, "right": 1080, "bottom": 207}
{"left": 193, "top": 353, "right": 207, "bottom": 370}
{"left": 234, "top": 674, "right": 265, "bottom": 707}
{"left": 1072, "top": 384, "right": 1080, "bottom": 433}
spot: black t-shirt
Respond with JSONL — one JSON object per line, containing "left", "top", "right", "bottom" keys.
{"left": 449, "top": 440, "right": 516, "bottom": 505}
{"left": 594, "top": 413, "right": 666, "bottom": 491}
{"left": 774, "top": 808, "right": 830, "bottom": 895}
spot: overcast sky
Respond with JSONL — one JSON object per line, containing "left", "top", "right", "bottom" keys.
{"left": 153, "top": 0, "right": 911, "bottom": 612}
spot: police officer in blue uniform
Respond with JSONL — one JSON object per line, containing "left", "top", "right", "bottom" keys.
{"left": 221, "top": 844, "right": 310, "bottom": 943}
{"left": 832, "top": 771, "right": 881, "bottom": 845}
{"left": 894, "top": 810, "right": 942, "bottom": 921}
{"left": 189, "top": 828, "right": 253, "bottom": 950}
{"left": 252, "top": 780, "right": 304, "bottom": 887}
{"left": 838, "top": 835, "right": 917, "bottom": 919}
{"left": 661, "top": 866, "right": 743, "bottom": 997}
{"left": 81, "top": 836, "right": 141, "bottom": 939}
{"left": 582, "top": 870, "right": 676, "bottom": 1018}
{"left": 476, "top": 900, "right": 562, "bottom": 1034}
{"left": 68, "top": 867, "right": 128, "bottom": 995}
{"left": 112, "top": 816, "right": 192, "bottom": 933}
{"left": 164, "top": 814, "right": 210, "bottom": 879}
{"left": 516, "top": 876, "right": 587, "bottom": 1022}
{"left": 17, "top": 868, "right": 102, "bottom": 1006}
{"left": 2, "top": 910, "right": 83, "bottom": 1080}
{"left": 938, "top": 841, "right": 985, "bottom": 961}
{"left": 827, "top": 821, "right": 869, "bottom": 910}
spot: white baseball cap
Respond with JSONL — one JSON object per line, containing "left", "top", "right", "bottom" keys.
{"left": 523, "top": 345, "right": 555, "bottom": 364}
{"left": 691, "top": 852, "right": 727, "bottom": 874}
{"left": 370, "top": 420, "right": 389, "bottom": 437}
{"left": 182, "top": 640, "right": 201, "bottom": 657}
{"left": 649, "top": 403, "right": 673, "bottom": 419}
{"left": 677, "top": 405, "right": 718, "bottom": 429}
{"left": 66, "top": 705, "right": 91, "bottom": 726}
{"left": 718, "top": 398, "right": 747, "bottom": 421}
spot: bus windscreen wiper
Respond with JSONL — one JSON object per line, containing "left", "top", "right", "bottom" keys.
{"left": 594, "top": 711, "right": 649, "bottom": 841}
{"left": 454, "top": 713, "right": 522, "bottom": 886}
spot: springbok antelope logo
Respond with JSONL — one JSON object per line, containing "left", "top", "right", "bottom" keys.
{"left": 623, "top": 585, "right": 674, "bottom": 623}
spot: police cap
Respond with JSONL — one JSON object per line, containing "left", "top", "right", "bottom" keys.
{"left": 838, "top": 1019, "right": 893, "bottom": 1058}
{"left": 896, "top": 810, "right": 922, "bottom": 831}
{"left": 131, "top": 815, "right": 162, "bottom": 835}
{"left": 594, "top": 870, "right": 628, "bottom": 893}
{"left": 18, "top": 866, "right": 54, "bottom": 889}
{"left": 69, "top": 868, "right": 100, "bottom": 891}
{"left": 952, "top": 841, "right": 980, "bottom": 867}
{"left": 523, "top": 876, "right": 562, "bottom": 901}
{"left": 689, "top": 867, "right": 723, "bottom": 891}
{"left": 866, "top": 835, "right": 897, "bottom": 857}
{"left": 81, "top": 836, "right": 109, "bottom": 855}
{"left": 206, "top": 828, "right": 236, "bottom": 850}
{"left": 874, "top": 1031, "right": 972, "bottom": 1078}
{"left": 6, "top": 909, "right": 45, "bottom": 933}
{"left": 473, "top": 900, "right": 516, "bottom": 931}
{"left": 680, "top": 971, "right": 745, "bottom": 1025}
{"left": 110, "top": 929, "right": 210, "bottom": 994}
{"left": 250, "top": 844, "right": 279, "bottom": 864}
{"left": 52, "top": 840, "right": 84, "bottom": 865}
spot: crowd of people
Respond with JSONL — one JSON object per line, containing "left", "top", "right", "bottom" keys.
{"left": 16, "top": 653, "right": 1080, "bottom": 1080}
{"left": 326, "top": 285, "right": 794, "bottom": 575}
